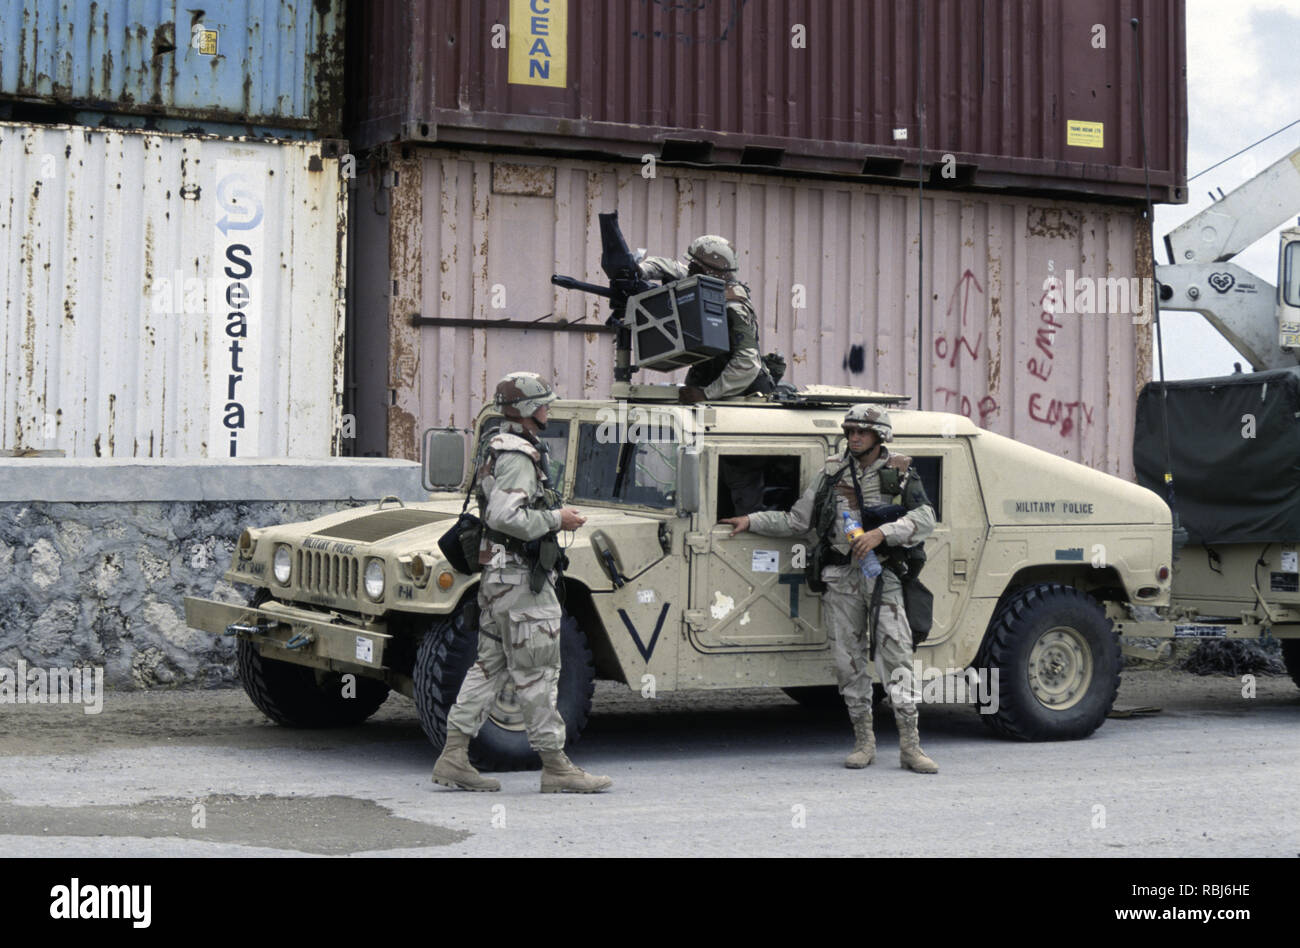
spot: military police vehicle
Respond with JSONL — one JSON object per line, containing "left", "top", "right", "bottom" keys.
{"left": 182, "top": 212, "right": 1299, "bottom": 770}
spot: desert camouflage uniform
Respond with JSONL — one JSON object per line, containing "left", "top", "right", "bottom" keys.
{"left": 746, "top": 448, "right": 935, "bottom": 719}
{"left": 638, "top": 254, "right": 766, "bottom": 400}
{"left": 445, "top": 420, "right": 567, "bottom": 751}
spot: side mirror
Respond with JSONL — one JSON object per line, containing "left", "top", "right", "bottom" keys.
{"left": 677, "top": 445, "right": 700, "bottom": 514}
{"left": 422, "top": 428, "right": 467, "bottom": 491}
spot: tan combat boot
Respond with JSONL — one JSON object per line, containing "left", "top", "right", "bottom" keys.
{"left": 431, "top": 727, "right": 501, "bottom": 791}
{"left": 844, "top": 711, "right": 876, "bottom": 768}
{"left": 539, "top": 750, "right": 613, "bottom": 793}
{"left": 897, "top": 712, "right": 938, "bottom": 774}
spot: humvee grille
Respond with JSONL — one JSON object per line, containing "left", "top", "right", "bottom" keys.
{"left": 297, "top": 549, "right": 360, "bottom": 599}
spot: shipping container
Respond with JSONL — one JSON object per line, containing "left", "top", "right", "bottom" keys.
{"left": 347, "top": 0, "right": 1186, "bottom": 203}
{"left": 0, "top": 0, "right": 344, "bottom": 136}
{"left": 0, "top": 122, "right": 347, "bottom": 458}
{"left": 352, "top": 149, "right": 1152, "bottom": 478}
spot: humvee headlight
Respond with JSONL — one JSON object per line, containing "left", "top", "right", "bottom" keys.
{"left": 364, "top": 558, "right": 386, "bottom": 601}
{"left": 273, "top": 545, "right": 292, "bottom": 584}
{"left": 437, "top": 570, "right": 455, "bottom": 591}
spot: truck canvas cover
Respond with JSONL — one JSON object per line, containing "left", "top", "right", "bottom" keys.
{"left": 1135, "top": 368, "right": 1300, "bottom": 544}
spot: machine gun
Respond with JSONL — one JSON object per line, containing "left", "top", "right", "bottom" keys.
{"left": 552, "top": 211, "right": 729, "bottom": 383}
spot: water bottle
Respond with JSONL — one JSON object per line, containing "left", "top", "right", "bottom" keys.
{"left": 841, "top": 511, "right": 883, "bottom": 578}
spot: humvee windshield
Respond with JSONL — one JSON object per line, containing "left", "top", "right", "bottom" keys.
{"left": 573, "top": 422, "right": 677, "bottom": 509}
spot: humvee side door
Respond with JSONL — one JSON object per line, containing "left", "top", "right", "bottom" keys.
{"left": 685, "top": 438, "right": 829, "bottom": 651}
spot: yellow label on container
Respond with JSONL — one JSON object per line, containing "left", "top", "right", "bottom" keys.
{"left": 192, "top": 27, "right": 218, "bottom": 56}
{"left": 1067, "top": 120, "right": 1104, "bottom": 148}
{"left": 509, "top": 0, "right": 567, "bottom": 87}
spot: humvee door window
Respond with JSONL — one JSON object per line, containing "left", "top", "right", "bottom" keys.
{"left": 573, "top": 424, "right": 678, "bottom": 509}
{"left": 716, "top": 454, "right": 801, "bottom": 520}
{"left": 476, "top": 417, "right": 570, "bottom": 487}
{"left": 911, "top": 456, "right": 942, "bottom": 522}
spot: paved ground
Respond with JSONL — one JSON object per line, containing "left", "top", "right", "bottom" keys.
{"left": 1, "top": 670, "right": 1296, "bottom": 857}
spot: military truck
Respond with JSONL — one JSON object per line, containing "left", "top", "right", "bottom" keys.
{"left": 185, "top": 383, "right": 1195, "bottom": 768}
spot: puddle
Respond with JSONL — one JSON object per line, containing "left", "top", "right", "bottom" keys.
{"left": 0, "top": 793, "right": 469, "bottom": 855}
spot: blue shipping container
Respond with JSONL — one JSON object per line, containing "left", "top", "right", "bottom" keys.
{"left": 0, "top": 0, "right": 343, "bottom": 135}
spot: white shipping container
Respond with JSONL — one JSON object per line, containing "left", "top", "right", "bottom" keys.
{"left": 354, "top": 149, "right": 1153, "bottom": 478}
{"left": 0, "top": 122, "right": 346, "bottom": 458}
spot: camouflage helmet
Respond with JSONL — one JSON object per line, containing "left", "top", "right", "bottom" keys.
{"left": 685, "top": 235, "right": 739, "bottom": 277}
{"left": 842, "top": 404, "right": 892, "bottom": 442}
{"left": 494, "top": 371, "right": 556, "bottom": 421}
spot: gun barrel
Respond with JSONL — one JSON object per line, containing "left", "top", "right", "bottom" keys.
{"left": 551, "top": 274, "right": 613, "bottom": 298}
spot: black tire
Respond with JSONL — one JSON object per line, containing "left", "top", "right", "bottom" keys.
{"left": 413, "top": 592, "right": 596, "bottom": 772}
{"left": 976, "top": 583, "right": 1120, "bottom": 741}
{"left": 1282, "top": 640, "right": 1300, "bottom": 690}
{"left": 236, "top": 589, "right": 391, "bottom": 727}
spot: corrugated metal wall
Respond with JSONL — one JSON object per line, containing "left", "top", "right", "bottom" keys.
{"left": 1, "top": 122, "right": 347, "bottom": 458}
{"left": 355, "top": 149, "right": 1151, "bottom": 478}
{"left": 0, "top": 0, "right": 344, "bottom": 135}
{"left": 347, "top": 0, "right": 1186, "bottom": 202}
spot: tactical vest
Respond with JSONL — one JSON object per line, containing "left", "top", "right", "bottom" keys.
{"left": 477, "top": 432, "right": 566, "bottom": 591}
{"left": 804, "top": 456, "right": 922, "bottom": 593}
{"left": 684, "top": 285, "right": 775, "bottom": 396}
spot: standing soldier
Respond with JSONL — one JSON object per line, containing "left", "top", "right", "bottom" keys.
{"left": 641, "top": 235, "right": 774, "bottom": 514}
{"left": 432, "top": 372, "right": 613, "bottom": 793}
{"left": 720, "top": 405, "right": 940, "bottom": 773}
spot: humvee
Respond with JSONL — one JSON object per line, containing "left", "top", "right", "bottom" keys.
{"left": 184, "top": 385, "right": 1180, "bottom": 769}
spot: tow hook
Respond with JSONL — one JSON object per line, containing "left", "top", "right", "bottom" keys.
{"left": 285, "top": 631, "right": 316, "bottom": 650}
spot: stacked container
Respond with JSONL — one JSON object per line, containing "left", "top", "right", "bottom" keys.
{"left": 0, "top": 1, "right": 348, "bottom": 458}
{"left": 345, "top": 0, "right": 1187, "bottom": 478}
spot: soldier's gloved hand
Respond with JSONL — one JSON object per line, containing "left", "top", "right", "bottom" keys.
{"left": 678, "top": 385, "right": 708, "bottom": 405}
{"left": 719, "top": 516, "right": 750, "bottom": 536}
{"left": 851, "top": 528, "right": 885, "bottom": 560}
{"left": 559, "top": 508, "right": 586, "bottom": 531}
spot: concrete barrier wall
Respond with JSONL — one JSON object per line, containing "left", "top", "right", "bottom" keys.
{"left": 0, "top": 460, "right": 424, "bottom": 690}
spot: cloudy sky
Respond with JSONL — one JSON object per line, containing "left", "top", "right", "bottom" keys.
{"left": 1153, "top": 0, "right": 1300, "bottom": 378}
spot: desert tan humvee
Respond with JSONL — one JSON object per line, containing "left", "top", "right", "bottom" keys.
{"left": 184, "top": 385, "right": 1215, "bottom": 769}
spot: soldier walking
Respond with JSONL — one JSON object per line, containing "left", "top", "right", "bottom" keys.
{"left": 721, "top": 405, "right": 940, "bottom": 773}
{"left": 432, "top": 372, "right": 613, "bottom": 793}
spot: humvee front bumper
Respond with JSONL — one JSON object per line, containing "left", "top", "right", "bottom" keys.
{"left": 184, "top": 595, "right": 394, "bottom": 676}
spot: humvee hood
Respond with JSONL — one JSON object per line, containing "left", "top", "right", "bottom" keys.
{"left": 972, "top": 430, "right": 1171, "bottom": 526}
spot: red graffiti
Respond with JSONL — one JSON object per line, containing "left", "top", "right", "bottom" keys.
{"left": 1025, "top": 276, "right": 1088, "bottom": 438}
{"left": 934, "top": 331, "right": 983, "bottom": 368}
{"left": 945, "top": 269, "right": 985, "bottom": 326}
{"left": 935, "top": 387, "right": 1000, "bottom": 426}
{"left": 1029, "top": 393, "right": 1094, "bottom": 437}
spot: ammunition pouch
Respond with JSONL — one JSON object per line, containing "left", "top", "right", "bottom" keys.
{"left": 484, "top": 527, "right": 568, "bottom": 593}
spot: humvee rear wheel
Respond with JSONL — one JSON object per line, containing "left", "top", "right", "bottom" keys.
{"left": 236, "top": 590, "right": 391, "bottom": 727}
{"left": 976, "top": 584, "right": 1119, "bottom": 741}
{"left": 1282, "top": 640, "right": 1300, "bottom": 690}
{"left": 413, "top": 594, "right": 596, "bottom": 772}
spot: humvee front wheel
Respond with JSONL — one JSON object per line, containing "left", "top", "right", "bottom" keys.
{"left": 413, "top": 594, "right": 596, "bottom": 772}
{"left": 976, "top": 584, "right": 1120, "bottom": 741}
{"left": 236, "top": 590, "right": 391, "bottom": 727}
